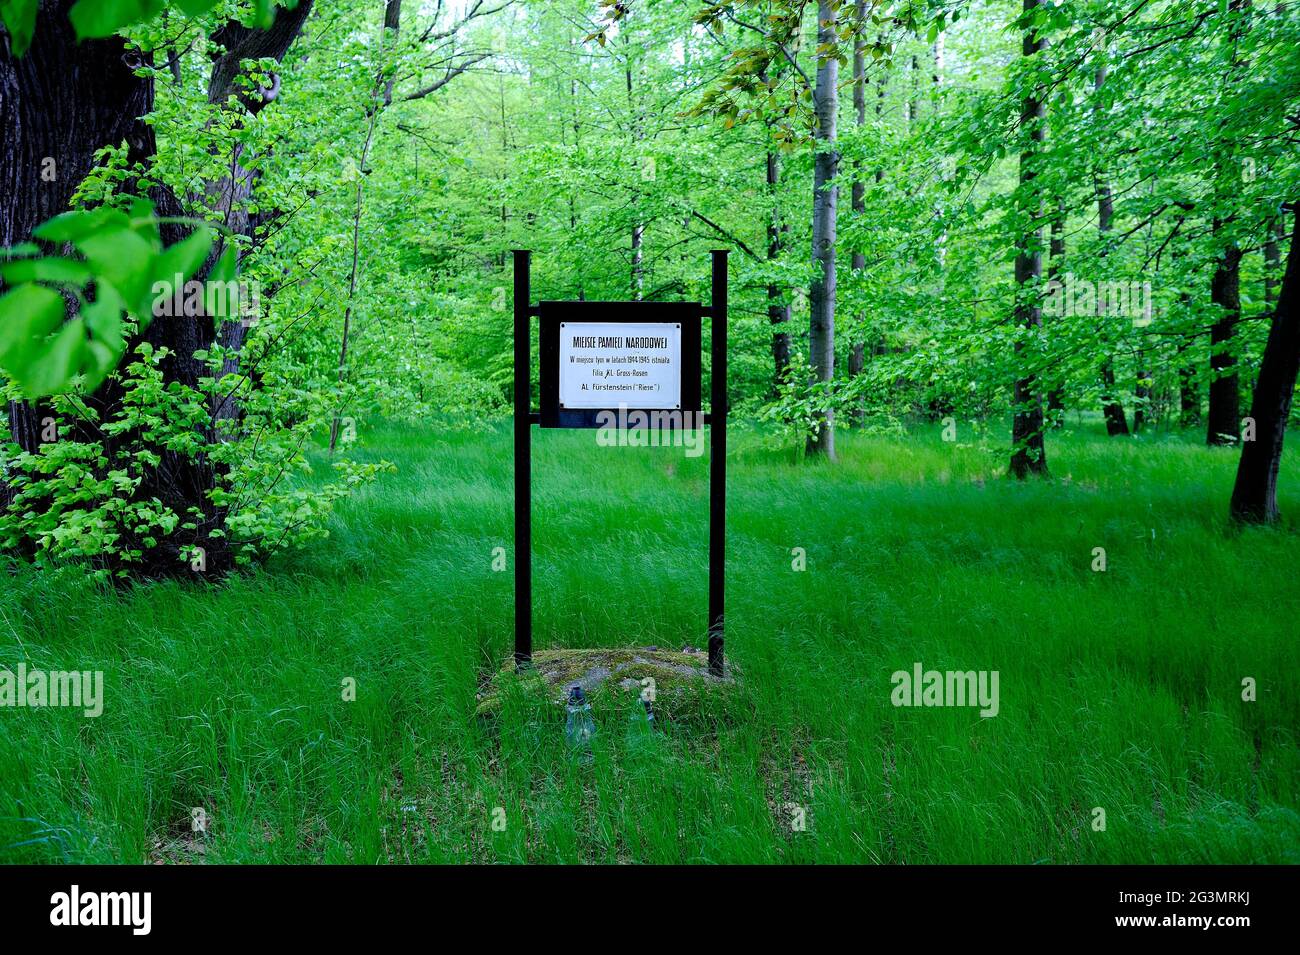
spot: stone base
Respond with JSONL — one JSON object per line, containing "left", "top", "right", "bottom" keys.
{"left": 476, "top": 646, "right": 738, "bottom": 719}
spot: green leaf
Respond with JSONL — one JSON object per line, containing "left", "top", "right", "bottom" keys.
{"left": 151, "top": 225, "right": 213, "bottom": 292}
{"left": 21, "top": 317, "right": 86, "bottom": 396}
{"left": 83, "top": 289, "right": 126, "bottom": 357}
{"left": 0, "top": 283, "right": 68, "bottom": 392}
{"left": 68, "top": 0, "right": 165, "bottom": 40}
{"left": 251, "top": 0, "right": 274, "bottom": 29}
{"left": 0, "top": 257, "right": 94, "bottom": 286}
{"left": 82, "top": 337, "right": 118, "bottom": 392}
{"left": 74, "top": 227, "right": 157, "bottom": 315}
{"left": 204, "top": 244, "right": 240, "bottom": 325}
{"left": 0, "top": 283, "right": 65, "bottom": 359}
{"left": 172, "top": 0, "right": 217, "bottom": 16}
{"left": 34, "top": 210, "right": 111, "bottom": 244}
{"left": 0, "top": 0, "right": 38, "bottom": 57}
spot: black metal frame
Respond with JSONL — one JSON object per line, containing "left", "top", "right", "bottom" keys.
{"left": 512, "top": 250, "right": 729, "bottom": 677}
{"left": 538, "top": 302, "right": 703, "bottom": 430}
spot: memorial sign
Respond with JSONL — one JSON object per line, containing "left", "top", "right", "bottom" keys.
{"left": 538, "top": 304, "right": 701, "bottom": 429}
{"left": 514, "top": 252, "right": 727, "bottom": 676}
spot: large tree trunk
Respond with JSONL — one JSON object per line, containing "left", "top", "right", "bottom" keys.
{"left": 1, "top": 0, "right": 311, "bottom": 576}
{"left": 1207, "top": 236, "right": 1243, "bottom": 444}
{"left": 1230, "top": 204, "right": 1298, "bottom": 523}
{"left": 1, "top": 2, "right": 153, "bottom": 468}
{"left": 0, "top": 3, "right": 223, "bottom": 575}
{"left": 1009, "top": 0, "right": 1048, "bottom": 479}
{"left": 805, "top": 0, "right": 837, "bottom": 460}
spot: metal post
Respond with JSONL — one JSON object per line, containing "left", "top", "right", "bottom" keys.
{"left": 708, "top": 250, "right": 728, "bottom": 677}
{"left": 513, "top": 250, "right": 532, "bottom": 668}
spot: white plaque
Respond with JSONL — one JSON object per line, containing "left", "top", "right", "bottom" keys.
{"left": 558, "top": 322, "right": 682, "bottom": 410}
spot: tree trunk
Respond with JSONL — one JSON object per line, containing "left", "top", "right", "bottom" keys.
{"left": 1093, "top": 55, "right": 1129, "bottom": 438}
{"left": 1, "top": 3, "right": 226, "bottom": 573}
{"left": 805, "top": 0, "right": 838, "bottom": 461}
{"left": 1100, "top": 360, "right": 1130, "bottom": 435}
{"left": 1, "top": 0, "right": 311, "bottom": 576}
{"left": 766, "top": 147, "right": 791, "bottom": 393}
{"left": 626, "top": 55, "right": 644, "bottom": 300}
{"left": 1207, "top": 1, "right": 1248, "bottom": 447}
{"left": 1264, "top": 215, "right": 1282, "bottom": 309}
{"left": 1009, "top": 0, "right": 1048, "bottom": 479}
{"left": 1, "top": 9, "right": 135, "bottom": 453}
{"left": 1133, "top": 360, "right": 1152, "bottom": 432}
{"left": 1047, "top": 199, "right": 1066, "bottom": 422}
{"left": 1207, "top": 237, "right": 1243, "bottom": 444}
{"left": 1179, "top": 363, "right": 1201, "bottom": 427}
{"left": 1230, "top": 204, "right": 1298, "bottom": 523}
{"left": 847, "top": 0, "right": 867, "bottom": 427}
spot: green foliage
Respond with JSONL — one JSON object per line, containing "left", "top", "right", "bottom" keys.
{"left": 0, "top": 200, "right": 217, "bottom": 397}
{"left": 0, "top": 342, "right": 390, "bottom": 578}
{"left": 0, "top": 0, "right": 295, "bottom": 57}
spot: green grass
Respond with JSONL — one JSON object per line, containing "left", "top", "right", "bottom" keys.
{"left": 2, "top": 418, "right": 1298, "bottom": 863}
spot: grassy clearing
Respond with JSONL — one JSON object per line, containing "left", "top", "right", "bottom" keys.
{"left": 1, "top": 418, "right": 1297, "bottom": 863}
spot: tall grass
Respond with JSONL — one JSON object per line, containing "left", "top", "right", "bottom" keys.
{"left": 1, "top": 419, "right": 1297, "bottom": 863}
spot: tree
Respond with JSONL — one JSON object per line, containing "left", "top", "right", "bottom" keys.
{"left": 1231, "top": 203, "right": 1299, "bottom": 522}
{"left": 806, "top": 0, "right": 838, "bottom": 461}
{"left": 1, "top": 0, "right": 314, "bottom": 575}
{"left": 1093, "top": 51, "right": 1129, "bottom": 438}
{"left": 846, "top": 0, "right": 869, "bottom": 427}
{"left": 1009, "top": 0, "right": 1048, "bottom": 479}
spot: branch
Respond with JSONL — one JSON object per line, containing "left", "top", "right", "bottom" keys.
{"left": 403, "top": 52, "right": 492, "bottom": 100}
{"left": 690, "top": 210, "right": 759, "bottom": 259}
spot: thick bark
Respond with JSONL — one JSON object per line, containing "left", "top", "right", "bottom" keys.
{"left": 1, "top": 0, "right": 311, "bottom": 576}
{"left": 1, "top": 4, "right": 217, "bottom": 573}
{"left": 2, "top": 3, "right": 153, "bottom": 458}
{"left": 1230, "top": 204, "right": 1299, "bottom": 523}
{"left": 1207, "top": 238, "right": 1243, "bottom": 444}
{"left": 1009, "top": 0, "right": 1048, "bottom": 479}
{"left": 805, "top": 0, "right": 837, "bottom": 460}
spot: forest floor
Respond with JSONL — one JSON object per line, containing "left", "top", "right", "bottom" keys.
{"left": 2, "top": 419, "right": 1298, "bottom": 863}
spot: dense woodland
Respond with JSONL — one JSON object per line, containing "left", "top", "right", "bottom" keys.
{"left": 1, "top": 0, "right": 1298, "bottom": 578}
